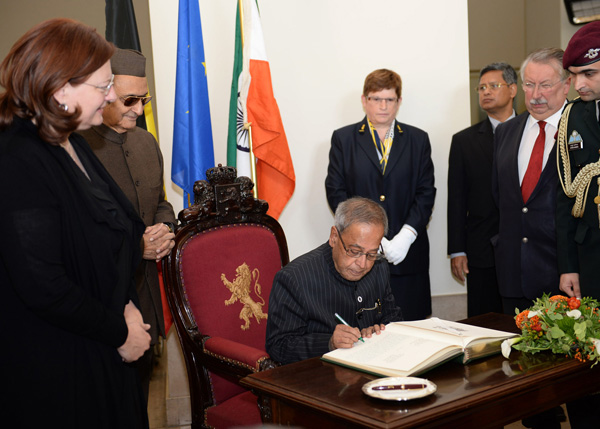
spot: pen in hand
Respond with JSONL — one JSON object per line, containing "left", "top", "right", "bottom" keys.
{"left": 334, "top": 312, "right": 365, "bottom": 343}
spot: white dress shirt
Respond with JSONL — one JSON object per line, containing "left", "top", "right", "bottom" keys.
{"left": 517, "top": 102, "right": 567, "bottom": 185}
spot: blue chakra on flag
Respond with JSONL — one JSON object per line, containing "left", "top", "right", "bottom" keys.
{"left": 236, "top": 94, "right": 249, "bottom": 153}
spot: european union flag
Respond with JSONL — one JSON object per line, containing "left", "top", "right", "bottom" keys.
{"left": 172, "top": 0, "right": 214, "bottom": 206}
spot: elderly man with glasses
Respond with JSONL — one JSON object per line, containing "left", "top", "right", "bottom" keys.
{"left": 79, "top": 48, "right": 176, "bottom": 401}
{"left": 266, "top": 197, "right": 402, "bottom": 365}
{"left": 491, "top": 48, "right": 571, "bottom": 429}
{"left": 492, "top": 48, "right": 570, "bottom": 316}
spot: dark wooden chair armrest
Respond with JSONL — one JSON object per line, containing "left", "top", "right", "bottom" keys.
{"left": 204, "top": 336, "right": 278, "bottom": 373}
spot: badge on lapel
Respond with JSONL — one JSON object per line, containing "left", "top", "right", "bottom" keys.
{"left": 568, "top": 130, "right": 583, "bottom": 151}
{"left": 359, "top": 124, "right": 366, "bottom": 134}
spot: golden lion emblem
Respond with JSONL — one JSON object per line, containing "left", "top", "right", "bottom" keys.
{"left": 221, "top": 263, "right": 268, "bottom": 331}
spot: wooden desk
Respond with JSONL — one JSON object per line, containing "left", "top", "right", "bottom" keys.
{"left": 242, "top": 314, "right": 600, "bottom": 428}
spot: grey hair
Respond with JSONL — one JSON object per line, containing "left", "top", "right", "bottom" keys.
{"left": 334, "top": 197, "right": 388, "bottom": 235}
{"left": 480, "top": 62, "right": 518, "bottom": 85}
{"left": 520, "top": 47, "right": 569, "bottom": 82}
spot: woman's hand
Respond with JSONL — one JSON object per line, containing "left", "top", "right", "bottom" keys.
{"left": 117, "top": 300, "right": 151, "bottom": 362}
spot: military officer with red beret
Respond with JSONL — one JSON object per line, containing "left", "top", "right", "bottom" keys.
{"left": 558, "top": 21, "right": 600, "bottom": 302}
{"left": 557, "top": 20, "right": 600, "bottom": 429}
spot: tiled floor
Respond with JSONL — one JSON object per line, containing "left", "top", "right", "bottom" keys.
{"left": 148, "top": 349, "right": 190, "bottom": 429}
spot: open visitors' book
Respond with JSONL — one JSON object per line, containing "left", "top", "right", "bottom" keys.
{"left": 321, "top": 317, "right": 517, "bottom": 378}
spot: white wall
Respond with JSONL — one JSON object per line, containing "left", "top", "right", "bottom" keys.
{"left": 148, "top": 0, "right": 470, "bottom": 297}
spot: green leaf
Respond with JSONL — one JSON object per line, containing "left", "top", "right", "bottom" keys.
{"left": 574, "top": 322, "right": 587, "bottom": 341}
{"left": 550, "top": 326, "right": 566, "bottom": 339}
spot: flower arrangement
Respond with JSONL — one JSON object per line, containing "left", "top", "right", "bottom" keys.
{"left": 502, "top": 293, "right": 600, "bottom": 366}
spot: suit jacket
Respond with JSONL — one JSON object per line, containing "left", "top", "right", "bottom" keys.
{"left": 80, "top": 124, "right": 176, "bottom": 342}
{"left": 447, "top": 118, "right": 498, "bottom": 268}
{"left": 265, "top": 243, "right": 401, "bottom": 364}
{"left": 556, "top": 98, "right": 600, "bottom": 298}
{"left": 492, "top": 112, "right": 560, "bottom": 299}
{"left": 325, "top": 117, "right": 436, "bottom": 276}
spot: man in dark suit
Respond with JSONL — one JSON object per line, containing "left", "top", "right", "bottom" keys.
{"left": 266, "top": 197, "right": 402, "bottom": 364}
{"left": 447, "top": 62, "right": 517, "bottom": 317}
{"left": 79, "top": 49, "right": 176, "bottom": 400}
{"left": 325, "top": 69, "right": 436, "bottom": 321}
{"left": 493, "top": 47, "right": 571, "bottom": 429}
{"left": 493, "top": 48, "right": 570, "bottom": 315}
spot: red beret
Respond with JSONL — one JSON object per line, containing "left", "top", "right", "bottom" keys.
{"left": 564, "top": 21, "right": 600, "bottom": 69}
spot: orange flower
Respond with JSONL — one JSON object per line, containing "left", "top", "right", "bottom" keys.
{"left": 529, "top": 315, "right": 542, "bottom": 332}
{"left": 550, "top": 295, "right": 569, "bottom": 302}
{"left": 516, "top": 310, "right": 528, "bottom": 329}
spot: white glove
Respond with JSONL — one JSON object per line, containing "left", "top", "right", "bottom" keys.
{"left": 382, "top": 226, "right": 417, "bottom": 265}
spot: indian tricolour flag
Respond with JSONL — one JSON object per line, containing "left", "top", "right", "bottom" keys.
{"left": 226, "top": 0, "right": 295, "bottom": 220}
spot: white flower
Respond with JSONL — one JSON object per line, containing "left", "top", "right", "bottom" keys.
{"left": 592, "top": 338, "right": 600, "bottom": 351}
{"left": 528, "top": 310, "right": 540, "bottom": 318}
{"left": 567, "top": 309, "right": 582, "bottom": 319}
{"left": 501, "top": 337, "right": 521, "bottom": 359}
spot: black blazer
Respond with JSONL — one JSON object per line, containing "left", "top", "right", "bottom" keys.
{"left": 492, "top": 112, "right": 560, "bottom": 299}
{"left": 325, "top": 117, "right": 436, "bottom": 275}
{"left": 447, "top": 119, "right": 498, "bottom": 268}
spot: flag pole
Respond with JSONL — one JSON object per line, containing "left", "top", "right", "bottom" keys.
{"left": 245, "top": 123, "right": 258, "bottom": 198}
{"left": 239, "top": 0, "right": 258, "bottom": 198}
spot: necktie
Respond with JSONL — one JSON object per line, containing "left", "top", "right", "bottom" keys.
{"left": 521, "top": 121, "right": 546, "bottom": 203}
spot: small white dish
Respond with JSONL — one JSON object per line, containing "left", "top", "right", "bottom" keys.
{"left": 362, "top": 377, "right": 437, "bottom": 401}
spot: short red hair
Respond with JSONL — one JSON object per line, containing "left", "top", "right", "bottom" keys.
{"left": 0, "top": 18, "right": 114, "bottom": 145}
{"left": 363, "top": 69, "right": 402, "bottom": 99}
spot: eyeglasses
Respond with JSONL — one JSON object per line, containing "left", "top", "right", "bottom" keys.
{"left": 366, "top": 96, "right": 398, "bottom": 105}
{"left": 81, "top": 74, "right": 114, "bottom": 96}
{"left": 119, "top": 94, "right": 153, "bottom": 107}
{"left": 475, "top": 82, "right": 511, "bottom": 92}
{"left": 522, "top": 81, "right": 562, "bottom": 93}
{"left": 335, "top": 227, "right": 385, "bottom": 261}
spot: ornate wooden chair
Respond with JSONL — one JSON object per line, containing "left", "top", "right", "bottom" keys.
{"left": 162, "top": 165, "right": 288, "bottom": 429}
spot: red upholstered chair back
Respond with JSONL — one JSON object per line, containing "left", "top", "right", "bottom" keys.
{"left": 178, "top": 223, "right": 282, "bottom": 402}
{"left": 163, "top": 165, "right": 288, "bottom": 428}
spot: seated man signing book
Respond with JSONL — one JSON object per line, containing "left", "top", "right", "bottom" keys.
{"left": 266, "top": 197, "right": 402, "bottom": 364}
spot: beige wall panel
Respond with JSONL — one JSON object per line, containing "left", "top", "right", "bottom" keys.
{"left": 468, "top": 0, "right": 526, "bottom": 69}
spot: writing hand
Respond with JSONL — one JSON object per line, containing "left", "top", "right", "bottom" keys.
{"left": 331, "top": 324, "right": 361, "bottom": 350}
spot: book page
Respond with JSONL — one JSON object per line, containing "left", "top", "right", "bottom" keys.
{"left": 323, "top": 329, "right": 458, "bottom": 373}
{"left": 391, "top": 318, "right": 515, "bottom": 348}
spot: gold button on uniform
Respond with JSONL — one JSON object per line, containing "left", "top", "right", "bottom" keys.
{"left": 379, "top": 195, "right": 385, "bottom": 202}
{"left": 595, "top": 196, "right": 600, "bottom": 205}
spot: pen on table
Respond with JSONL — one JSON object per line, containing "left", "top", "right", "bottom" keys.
{"left": 372, "top": 384, "right": 428, "bottom": 391}
{"left": 334, "top": 312, "right": 365, "bottom": 343}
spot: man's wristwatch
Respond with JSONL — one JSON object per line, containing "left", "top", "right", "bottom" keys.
{"left": 163, "top": 222, "right": 175, "bottom": 233}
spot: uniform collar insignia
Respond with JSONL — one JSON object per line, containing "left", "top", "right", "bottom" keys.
{"left": 396, "top": 123, "right": 403, "bottom": 134}
{"left": 359, "top": 124, "right": 366, "bottom": 133}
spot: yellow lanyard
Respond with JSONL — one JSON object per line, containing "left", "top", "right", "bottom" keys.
{"left": 368, "top": 120, "right": 394, "bottom": 174}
